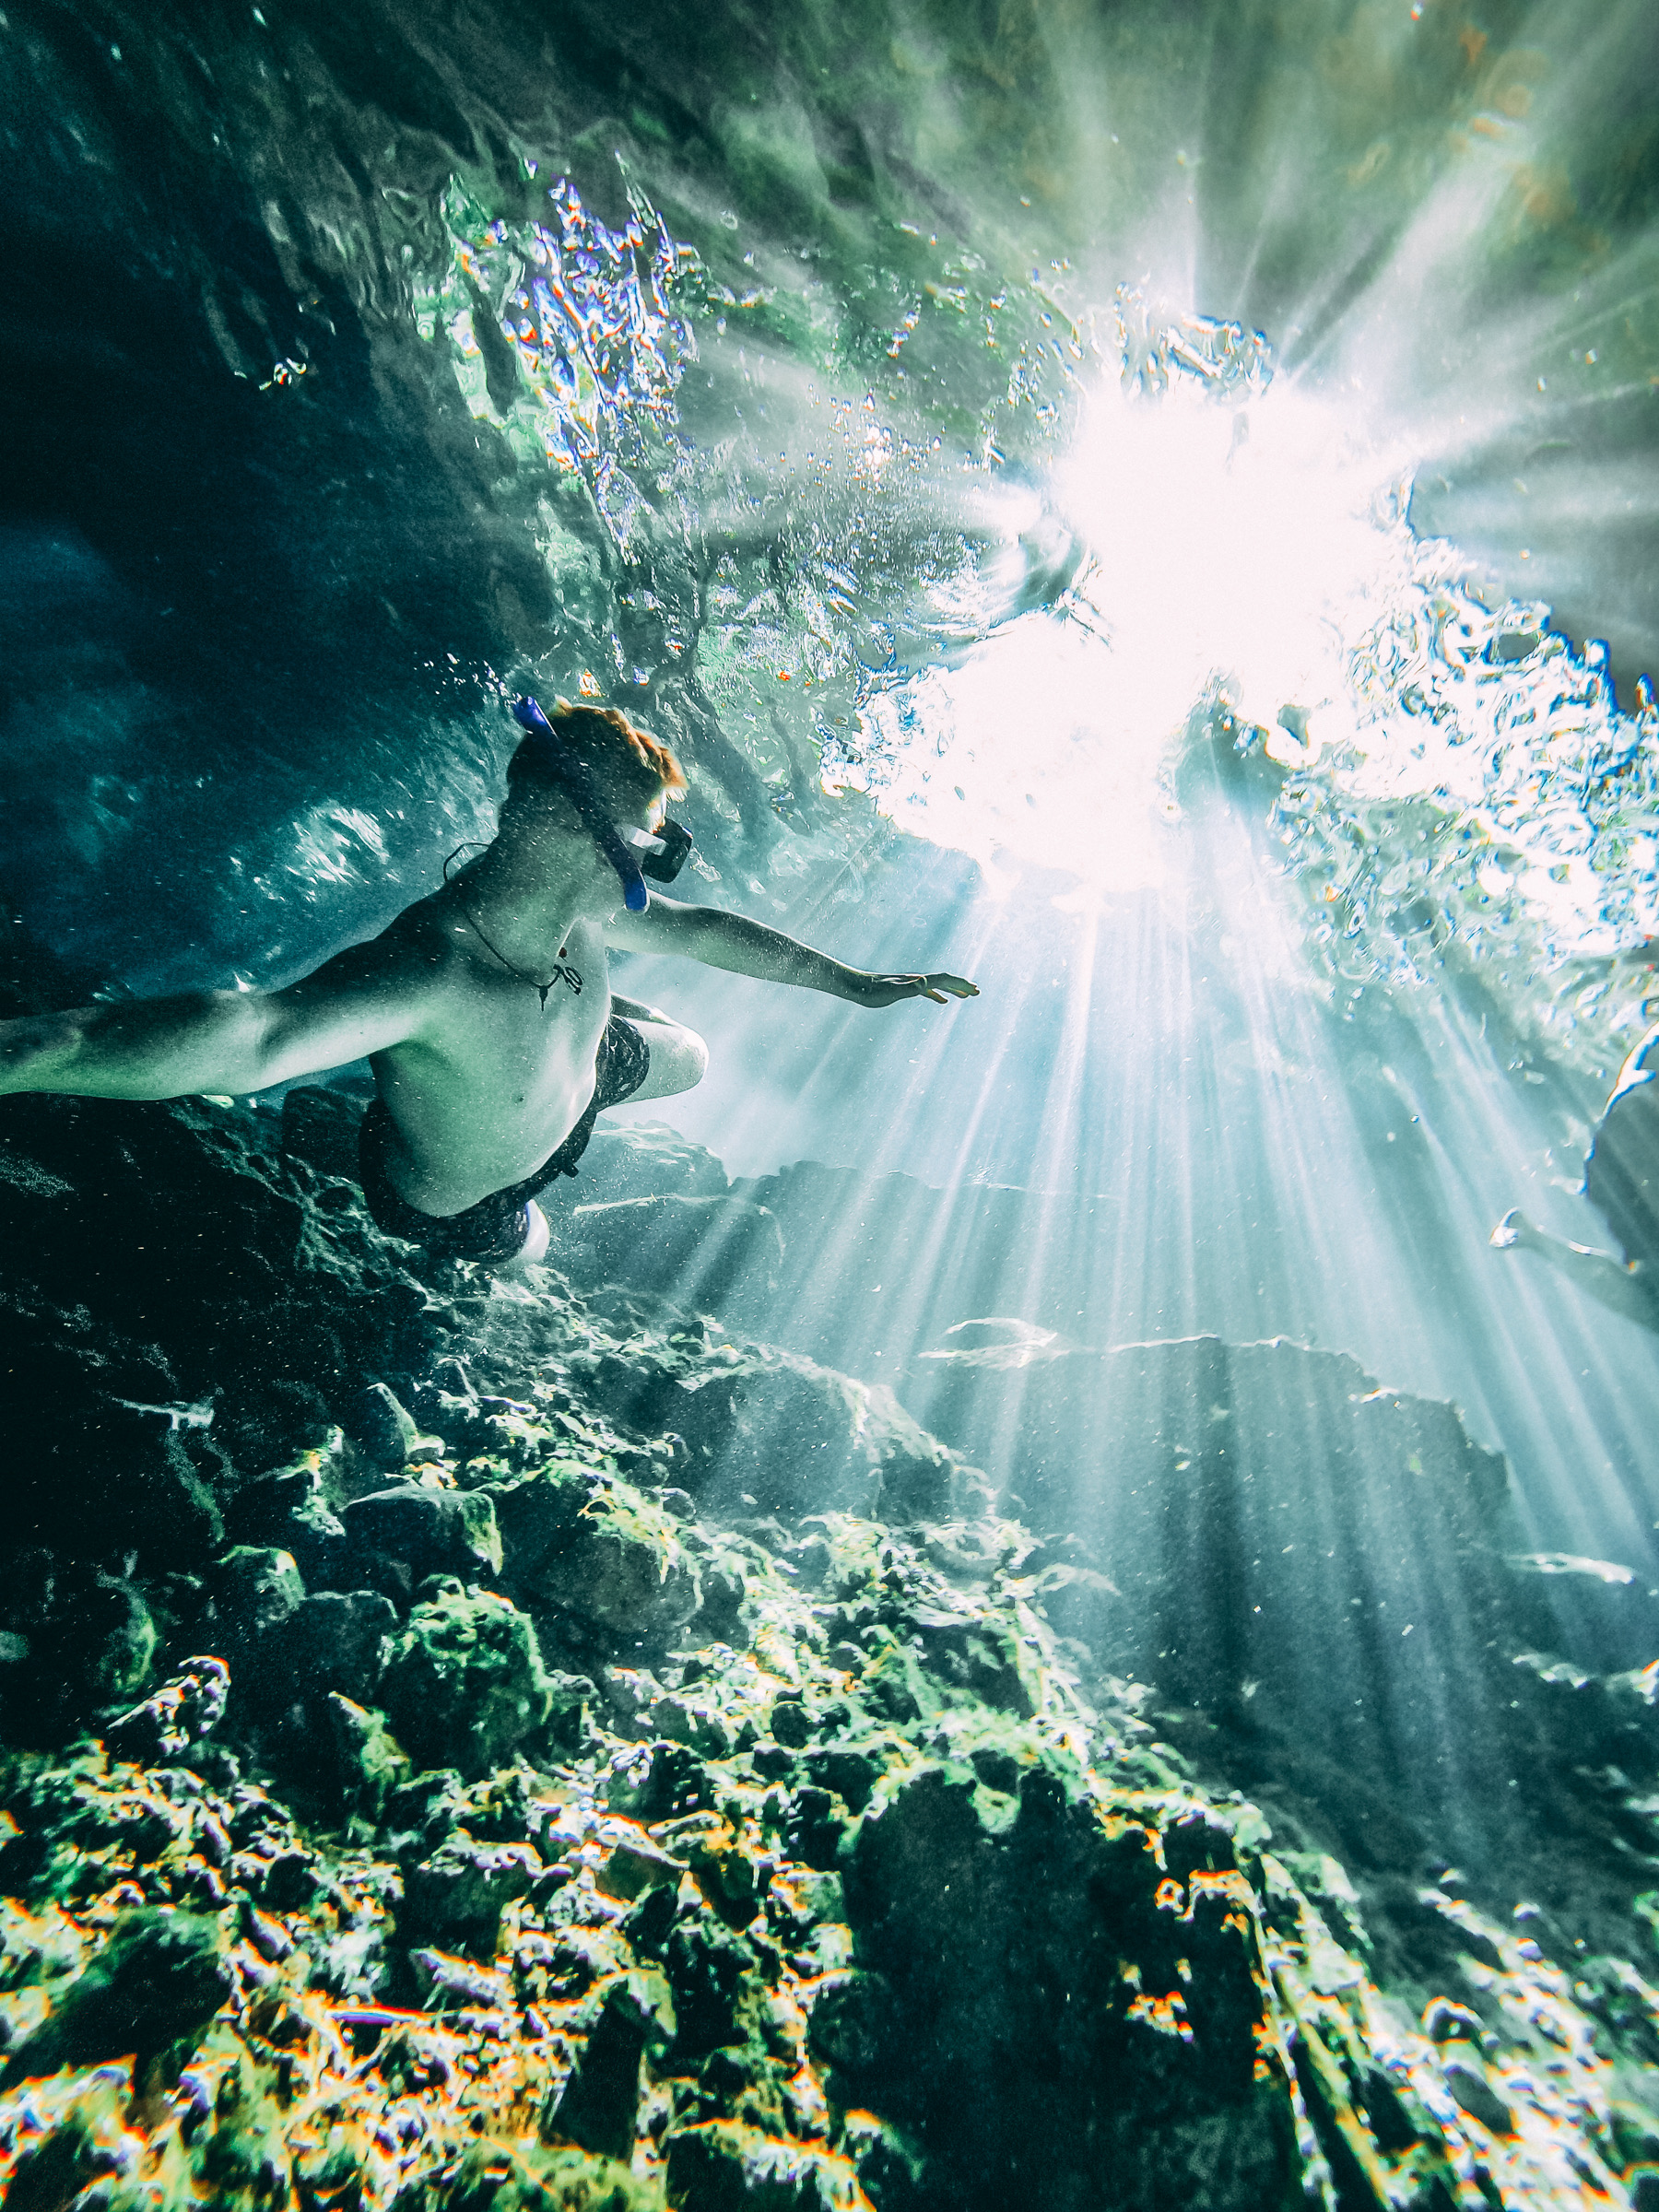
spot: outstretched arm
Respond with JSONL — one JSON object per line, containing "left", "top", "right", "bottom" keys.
{"left": 0, "top": 935, "right": 434, "bottom": 1102}
{"left": 1, "top": 991, "right": 283, "bottom": 1101}
{"left": 609, "top": 895, "right": 978, "bottom": 1008}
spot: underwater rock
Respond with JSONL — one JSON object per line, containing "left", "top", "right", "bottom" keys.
{"left": 345, "top": 1481, "right": 504, "bottom": 1592}
{"left": 662, "top": 1908, "right": 761, "bottom": 2063}
{"left": 664, "top": 2122, "right": 854, "bottom": 2211}
{"left": 15, "top": 1397, "right": 228, "bottom": 1567}
{"left": 820, "top": 1767, "right": 1292, "bottom": 2211}
{"left": 2, "top": 2094, "right": 123, "bottom": 2212}
{"left": 279, "top": 1587, "right": 399, "bottom": 1710}
{"left": 0, "top": 1563, "right": 158, "bottom": 1747}
{"left": 561, "top": 1130, "right": 1042, "bottom": 1381}
{"left": 566, "top": 1325, "right": 985, "bottom": 1529}
{"left": 346, "top": 1379, "right": 424, "bottom": 1472}
{"left": 388, "top": 2141, "right": 665, "bottom": 2210}
{"left": 2, "top": 1091, "right": 1659, "bottom": 2206}
{"left": 106, "top": 1653, "right": 229, "bottom": 1764}
{"left": 0, "top": 1908, "right": 231, "bottom": 2086}
{"left": 207, "top": 1545, "right": 307, "bottom": 1723}
{"left": 223, "top": 1462, "right": 349, "bottom": 1583}
{"left": 548, "top": 1973, "right": 672, "bottom": 2160}
{"left": 379, "top": 1583, "right": 554, "bottom": 1778}
{"left": 405, "top": 1835, "right": 544, "bottom": 1952}
{"left": 323, "top": 1692, "right": 410, "bottom": 1819}
{"left": 513, "top": 1486, "right": 701, "bottom": 1645}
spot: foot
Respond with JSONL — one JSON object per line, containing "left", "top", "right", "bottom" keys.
{"left": 1489, "top": 1207, "right": 1530, "bottom": 1251}
{"left": 498, "top": 1199, "right": 551, "bottom": 1275}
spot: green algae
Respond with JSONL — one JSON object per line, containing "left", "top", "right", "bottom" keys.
{"left": 382, "top": 1586, "right": 554, "bottom": 1782}
{"left": 0, "top": 1095, "right": 1657, "bottom": 2206}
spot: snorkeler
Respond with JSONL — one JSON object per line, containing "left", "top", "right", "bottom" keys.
{"left": 0, "top": 699, "right": 977, "bottom": 1269}
{"left": 1490, "top": 1022, "right": 1659, "bottom": 1334}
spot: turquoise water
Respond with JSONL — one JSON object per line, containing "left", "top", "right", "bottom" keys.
{"left": 4, "top": 2, "right": 1659, "bottom": 2202}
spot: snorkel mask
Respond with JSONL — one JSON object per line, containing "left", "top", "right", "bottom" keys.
{"left": 510, "top": 695, "right": 694, "bottom": 912}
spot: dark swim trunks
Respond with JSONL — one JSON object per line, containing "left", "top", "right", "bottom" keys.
{"left": 358, "top": 1013, "right": 650, "bottom": 1263}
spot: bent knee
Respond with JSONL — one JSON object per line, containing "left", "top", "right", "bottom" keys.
{"left": 636, "top": 1021, "right": 708, "bottom": 1101}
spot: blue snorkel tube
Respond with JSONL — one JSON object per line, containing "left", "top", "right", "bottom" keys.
{"left": 511, "top": 695, "right": 651, "bottom": 912}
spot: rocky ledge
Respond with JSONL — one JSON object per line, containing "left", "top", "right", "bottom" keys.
{"left": 0, "top": 1082, "right": 1657, "bottom": 2209}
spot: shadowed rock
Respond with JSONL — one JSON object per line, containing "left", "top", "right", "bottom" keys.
{"left": 1, "top": 1909, "right": 231, "bottom": 2086}
{"left": 345, "top": 1484, "right": 503, "bottom": 1593}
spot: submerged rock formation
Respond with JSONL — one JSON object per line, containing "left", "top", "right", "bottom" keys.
{"left": 0, "top": 1084, "right": 1657, "bottom": 2206}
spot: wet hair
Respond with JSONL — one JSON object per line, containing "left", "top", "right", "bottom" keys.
{"left": 505, "top": 700, "right": 687, "bottom": 818}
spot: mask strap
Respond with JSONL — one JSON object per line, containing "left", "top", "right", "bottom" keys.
{"left": 511, "top": 696, "right": 650, "bottom": 912}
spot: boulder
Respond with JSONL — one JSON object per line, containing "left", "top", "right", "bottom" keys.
{"left": 344, "top": 1382, "right": 421, "bottom": 1474}
{"left": 210, "top": 1547, "right": 305, "bottom": 1713}
{"left": 816, "top": 1767, "right": 1290, "bottom": 2212}
{"left": 324, "top": 1693, "right": 410, "bottom": 1820}
{"left": 344, "top": 1484, "right": 502, "bottom": 1593}
{"left": 222, "top": 1465, "right": 347, "bottom": 1584}
{"left": 547, "top": 1972, "right": 674, "bottom": 2160}
{"left": 379, "top": 1585, "right": 553, "bottom": 1779}
{"left": 404, "top": 1835, "right": 543, "bottom": 1951}
{"left": 280, "top": 1588, "right": 399, "bottom": 1708}
{"left": 0, "top": 1908, "right": 232, "bottom": 2085}
{"left": 665, "top": 2124, "right": 853, "bottom": 2212}
{"left": 567, "top": 1335, "right": 983, "bottom": 1529}
{"left": 0, "top": 1565, "right": 158, "bottom": 1747}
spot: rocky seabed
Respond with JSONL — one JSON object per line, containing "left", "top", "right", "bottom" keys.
{"left": 0, "top": 1083, "right": 1656, "bottom": 2210}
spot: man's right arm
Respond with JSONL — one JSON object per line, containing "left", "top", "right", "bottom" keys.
{"left": 0, "top": 935, "right": 435, "bottom": 1102}
{"left": 0, "top": 993, "right": 279, "bottom": 1101}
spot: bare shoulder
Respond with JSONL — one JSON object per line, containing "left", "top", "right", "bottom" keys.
{"left": 277, "top": 894, "right": 462, "bottom": 1009}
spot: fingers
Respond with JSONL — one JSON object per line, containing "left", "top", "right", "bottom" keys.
{"left": 875, "top": 972, "right": 981, "bottom": 1007}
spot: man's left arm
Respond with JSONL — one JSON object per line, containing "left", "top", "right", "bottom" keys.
{"left": 609, "top": 895, "right": 977, "bottom": 1008}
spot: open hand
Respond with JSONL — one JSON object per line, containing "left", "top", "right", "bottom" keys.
{"left": 860, "top": 971, "right": 980, "bottom": 1008}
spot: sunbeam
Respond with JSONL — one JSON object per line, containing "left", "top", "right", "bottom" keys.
{"left": 6, "top": 0, "right": 1659, "bottom": 2198}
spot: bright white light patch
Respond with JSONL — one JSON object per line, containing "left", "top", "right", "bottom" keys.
{"left": 847, "top": 370, "right": 1406, "bottom": 892}
{"left": 1060, "top": 379, "right": 1394, "bottom": 748}
{"left": 858, "top": 615, "right": 1178, "bottom": 896}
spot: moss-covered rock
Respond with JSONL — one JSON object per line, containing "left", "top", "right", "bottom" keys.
{"left": 405, "top": 1833, "right": 544, "bottom": 1951}
{"left": 346, "top": 1483, "right": 504, "bottom": 1592}
{"left": 280, "top": 1586, "right": 399, "bottom": 1709}
{"left": 391, "top": 2139, "right": 665, "bottom": 2211}
{"left": 0, "top": 1563, "right": 158, "bottom": 1747}
{"left": 323, "top": 1691, "right": 410, "bottom": 1820}
{"left": 547, "top": 1971, "right": 675, "bottom": 2160}
{"left": 0, "top": 1092, "right": 1656, "bottom": 2212}
{"left": 209, "top": 1546, "right": 306, "bottom": 1711}
{"left": 380, "top": 1585, "right": 554, "bottom": 1778}
{"left": 664, "top": 2122, "right": 859, "bottom": 2211}
{"left": 0, "top": 1908, "right": 231, "bottom": 2086}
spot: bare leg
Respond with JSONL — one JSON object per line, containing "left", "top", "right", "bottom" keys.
{"left": 610, "top": 1000, "right": 709, "bottom": 1102}
{"left": 1490, "top": 1209, "right": 1659, "bottom": 1332}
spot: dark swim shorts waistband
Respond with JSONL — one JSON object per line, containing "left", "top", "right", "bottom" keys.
{"left": 358, "top": 1013, "right": 650, "bottom": 1264}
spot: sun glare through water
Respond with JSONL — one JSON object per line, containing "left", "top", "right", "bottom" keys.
{"left": 835, "top": 300, "right": 1658, "bottom": 1089}
{"left": 852, "top": 363, "right": 1409, "bottom": 905}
